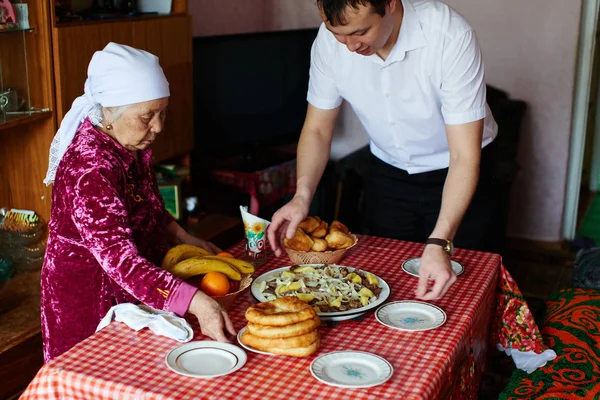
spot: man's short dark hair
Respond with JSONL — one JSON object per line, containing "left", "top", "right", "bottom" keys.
{"left": 317, "top": 0, "right": 388, "bottom": 26}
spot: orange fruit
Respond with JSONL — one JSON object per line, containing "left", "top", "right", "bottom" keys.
{"left": 216, "top": 251, "right": 234, "bottom": 258}
{"left": 200, "top": 272, "right": 230, "bottom": 296}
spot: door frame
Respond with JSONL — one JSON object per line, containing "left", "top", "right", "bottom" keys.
{"left": 562, "top": 0, "right": 600, "bottom": 240}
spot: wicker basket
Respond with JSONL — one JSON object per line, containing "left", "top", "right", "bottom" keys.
{"left": 213, "top": 273, "right": 253, "bottom": 310}
{"left": 284, "top": 234, "right": 358, "bottom": 264}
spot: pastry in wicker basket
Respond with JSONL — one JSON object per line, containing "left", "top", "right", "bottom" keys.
{"left": 284, "top": 218, "right": 357, "bottom": 264}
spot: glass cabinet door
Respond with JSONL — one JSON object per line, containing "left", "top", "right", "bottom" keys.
{"left": 0, "top": 0, "right": 37, "bottom": 124}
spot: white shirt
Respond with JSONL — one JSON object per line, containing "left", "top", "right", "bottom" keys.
{"left": 307, "top": 0, "right": 498, "bottom": 174}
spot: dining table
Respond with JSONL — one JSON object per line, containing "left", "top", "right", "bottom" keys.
{"left": 21, "top": 234, "right": 538, "bottom": 400}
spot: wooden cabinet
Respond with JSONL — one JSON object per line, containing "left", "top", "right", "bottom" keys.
{"left": 0, "top": 1, "right": 193, "bottom": 222}
{"left": 52, "top": 14, "right": 194, "bottom": 163}
{"left": 0, "top": 0, "right": 57, "bottom": 223}
{"left": 0, "top": 1, "right": 193, "bottom": 397}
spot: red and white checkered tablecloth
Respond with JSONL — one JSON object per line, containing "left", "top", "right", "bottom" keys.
{"left": 21, "top": 235, "right": 501, "bottom": 400}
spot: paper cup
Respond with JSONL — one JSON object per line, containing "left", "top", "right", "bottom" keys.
{"left": 240, "top": 206, "right": 270, "bottom": 266}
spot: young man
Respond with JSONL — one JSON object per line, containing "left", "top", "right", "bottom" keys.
{"left": 267, "top": 0, "right": 498, "bottom": 300}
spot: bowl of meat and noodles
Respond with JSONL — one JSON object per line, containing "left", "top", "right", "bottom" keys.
{"left": 250, "top": 264, "right": 391, "bottom": 322}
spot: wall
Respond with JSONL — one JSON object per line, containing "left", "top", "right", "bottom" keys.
{"left": 190, "top": 0, "right": 583, "bottom": 241}
{"left": 189, "top": 1, "right": 271, "bottom": 36}
{"left": 443, "top": 0, "right": 582, "bottom": 241}
{"left": 189, "top": 0, "right": 370, "bottom": 161}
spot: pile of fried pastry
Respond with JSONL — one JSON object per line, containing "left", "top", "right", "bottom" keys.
{"left": 241, "top": 296, "right": 320, "bottom": 357}
{"left": 283, "top": 217, "right": 354, "bottom": 252}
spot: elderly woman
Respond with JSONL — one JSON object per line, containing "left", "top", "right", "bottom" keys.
{"left": 41, "top": 43, "right": 234, "bottom": 362}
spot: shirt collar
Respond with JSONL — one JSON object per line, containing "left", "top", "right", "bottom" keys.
{"left": 370, "top": 0, "right": 427, "bottom": 65}
{"left": 81, "top": 118, "right": 137, "bottom": 171}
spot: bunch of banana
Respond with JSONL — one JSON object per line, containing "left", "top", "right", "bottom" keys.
{"left": 167, "top": 256, "right": 243, "bottom": 281}
{"left": 161, "top": 244, "right": 255, "bottom": 280}
{"left": 201, "top": 256, "right": 255, "bottom": 274}
{"left": 161, "top": 244, "right": 210, "bottom": 270}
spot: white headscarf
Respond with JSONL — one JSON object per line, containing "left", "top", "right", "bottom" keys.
{"left": 43, "top": 42, "right": 170, "bottom": 185}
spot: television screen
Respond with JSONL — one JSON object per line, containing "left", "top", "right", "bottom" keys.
{"left": 192, "top": 29, "right": 318, "bottom": 159}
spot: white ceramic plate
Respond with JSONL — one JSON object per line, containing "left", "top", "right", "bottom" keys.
{"left": 165, "top": 341, "right": 247, "bottom": 378}
{"left": 375, "top": 301, "right": 447, "bottom": 331}
{"left": 401, "top": 257, "right": 464, "bottom": 277}
{"left": 237, "top": 326, "right": 274, "bottom": 356}
{"left": 250, "top": 264, "right": 391, "bottom": 322}
{"left": 310, "top": 351, "right": 393, "bottom": 388}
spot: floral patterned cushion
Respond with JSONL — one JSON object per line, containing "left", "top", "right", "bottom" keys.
{"left": 500, "top": 288, "right": 600, "bottom": 399}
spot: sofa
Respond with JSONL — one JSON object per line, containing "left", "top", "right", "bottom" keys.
{"left": 499, "top": 250, "right": 600, "bottom": 399}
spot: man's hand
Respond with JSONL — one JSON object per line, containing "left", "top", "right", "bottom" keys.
{"left": 187, "top": 291, "right": 235, "bottom": 342}
{"left": 267, "top": 195, "right": 310, "bottom": 257}
{"left": 415, "top": 245, "right": 457, "bottom": 300}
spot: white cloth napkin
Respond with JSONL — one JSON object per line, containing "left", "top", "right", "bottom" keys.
{"left": 497, "top": 344, "right": 557, "bottom": 373}
{"left": 96, "top": 303, "right": 193, "bottom": 342}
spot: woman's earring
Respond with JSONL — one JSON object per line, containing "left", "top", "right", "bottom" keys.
{"left": 106, "top": 124, "right": 113, "bottom": 130}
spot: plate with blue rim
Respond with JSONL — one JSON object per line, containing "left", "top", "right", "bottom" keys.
{"left": 310, "top": 351, "right": 393, "bottom": 388}
{"left": 401, "top": 257, "right": 464, "bottom": 278}
{"left": 375, "top": 300, "right": 446, "bottom": 331}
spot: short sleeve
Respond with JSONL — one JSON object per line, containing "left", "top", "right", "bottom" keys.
{"left": 440, "top": 30, "right": 487, "bottom": 125}
{"left": 307, "top": 24, "right": 343, "bottom": 110}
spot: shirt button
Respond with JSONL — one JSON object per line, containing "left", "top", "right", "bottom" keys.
{"left": 396, "top": 145, "right": 403, "bottom": 150}
{"left": 390, "top": 122, "right": 396, "bottom": 126}
{"left": 385, "top": 92, "right": 391, "bottom": 97}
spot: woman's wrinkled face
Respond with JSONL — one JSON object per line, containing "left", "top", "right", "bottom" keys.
{"left": 322, "top": 1, "right": 397, "bottom": 56}
{"left": 104, "top": 97, "right": 169, "bottom": 152}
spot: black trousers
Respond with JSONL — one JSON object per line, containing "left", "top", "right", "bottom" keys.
{"left": 364, "top": 143, "right": 498, "bottom": 251}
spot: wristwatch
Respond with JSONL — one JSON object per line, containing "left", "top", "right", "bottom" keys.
{"left": 426, "top": 238, "right": 454, "bottom": 256}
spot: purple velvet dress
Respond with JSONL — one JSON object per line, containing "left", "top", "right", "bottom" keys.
{"left": 41, "top": 118, "right": 197, "bottom": 362}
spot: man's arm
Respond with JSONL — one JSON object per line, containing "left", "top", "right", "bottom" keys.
{"left": 431, "top": 119, "right": 483, "bottom": 240}
{"left": 267, "top": 104, "right": 340, "bottom": 256}
{"left": 416, "top": 119, "right": 483, "bottom": 300}
{"left": 294, "top": 104, "right": 341, "bottom": 211}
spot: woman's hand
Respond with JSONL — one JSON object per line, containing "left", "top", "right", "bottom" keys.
{"left": 166, "top": 221, "right": 222, "bottom": 254}
{"left": 267, "top": 195, "right": 310, "bottom": 257}
{"left": 183, "top": 236, "right": 222, "bottom": 255}
{"left": 187, "top": 291, "right": 235, "bottom": 342}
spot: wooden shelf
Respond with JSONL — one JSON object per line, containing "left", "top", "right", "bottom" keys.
{"left": 55, "top": 13, "right": 186, "bottom": 28}
{"left": 0, "top": 270, "right": 43, "bottom": 399}
{"left": 0, "top": 270, "right": 41, "bottom": 354}
{"left": 0, "top": 28, "right": 34, "bottom": 35}
{"left": 0, "top": 111, "right": 52, "bottom": 132}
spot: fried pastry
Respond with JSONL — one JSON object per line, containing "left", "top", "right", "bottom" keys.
{"left": 245, "top": 296, "right": 317, "bottom": 326}
{"left": 298, "top": 216, "right": 320, "bottom": 234}
{"left": 241, "top": 329, "right": 319, "bottom": 349}
{"left": 325, "top": 230, "right": 354, "bottom": 250}
{"left": 284, "top": 228, "right": 314, "bottom": 252}
{"left": 311, "top": 237, "right": 328, "bottom": 252}
{"left": 246, "top": 316, "right": 320, "bottom": 338}
{"left": 330, "top": 220, "right": 350, "bottom": 235}
{"left": 311, "top": 221, "right": 329, "bottom": 238}
{"left": 249, "top": 338, "right": 320, "bottom": 357}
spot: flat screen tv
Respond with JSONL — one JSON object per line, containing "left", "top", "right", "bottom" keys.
{"left": 192, "top": 28, "right": 318, "bottom": 168}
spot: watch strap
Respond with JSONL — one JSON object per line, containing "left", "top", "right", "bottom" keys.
{"left": 426, "top": 238, "right": 453, "bottom": 255}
